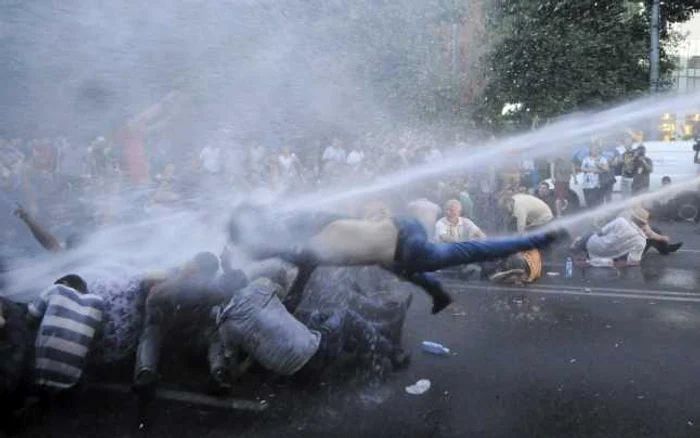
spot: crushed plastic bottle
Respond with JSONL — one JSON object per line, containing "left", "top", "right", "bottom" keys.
{"left": 421, "top": 341, "right": 450, "bottom": 356}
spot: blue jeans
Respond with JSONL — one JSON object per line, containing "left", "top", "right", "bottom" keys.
{"left": 389, "top": 217, "right": 554, "bottom": 304}
{"left": 391, "top": 216, "right": 553, "bottom": 274}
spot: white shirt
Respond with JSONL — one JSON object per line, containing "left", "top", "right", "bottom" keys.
{"left": 580, "top": 156, "right": 608, "bottom": 189}
{"left": 434, "top": 217, "right": 484, "bottom": 242}
{"left": 322, "top": 146, "right": 346, "bottom": 163}
{"left": 586, "top": 217, "right": 646, "bottom": 266}
{"left": 278, "top": 153, "right": 299, "bottom": 172}
{"left": 346, "top": 150, "right": 365, "bottom": 166}
{"left": 199, "top": 147, "right": 221, "bottom": 174}
{"left": 511, "top": 194, "right": 554, "bottom": 233}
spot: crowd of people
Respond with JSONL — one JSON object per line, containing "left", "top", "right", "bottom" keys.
{"left": 0, "top": 121, "right": 696, "bottom": 431}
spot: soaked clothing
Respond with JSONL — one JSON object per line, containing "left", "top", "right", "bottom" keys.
{"left": 215, "top": 279, "right": 395, "bottom": 377}
{"left": 391, "top": 216, "right": 553, "bottom": 274}
{"left": 89, "top": 275, "right": 145, "bottom": 364}
{"left": 510, "top": 194, "right": 554, "bottom": 233}
{"left": 585, "top": 217, "right": 646, "bottom": 266}
{"left": 217, "top": 278, "right": 321, "bottom": 375}
{"left": 28, "top": 285, "right": 104, "bottom": 389}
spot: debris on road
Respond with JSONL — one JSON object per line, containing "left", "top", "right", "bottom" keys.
{"left": 421, "top": 341, "right": 451, "bottom": 356}
{"left": 405, "top": 379, "right": 431, "bottom": 395}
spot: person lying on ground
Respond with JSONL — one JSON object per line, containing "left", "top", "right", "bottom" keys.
{"left": 487, "top": 249, "right": 543, "bottom": 285}
{"left": 570, "top": 208, "right": 681, "bottom": 268}
{"left": 133, "top": 252, "right": 245, "bottom": 394}
{"left": 212, "top": 271, "right": 408, "bottom": 382}
{"left": 27, "top": 274, "right": 104, "bottom": 392}
{"left": 227, "top": 203, "right": 568, "bottom": 315}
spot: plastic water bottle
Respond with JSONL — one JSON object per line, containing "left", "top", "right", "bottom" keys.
{"left": 565, "top": 257, "right": 573, "bottom": 279}
{"left": 421, "top": 341, "right": 451, "bottom": 356}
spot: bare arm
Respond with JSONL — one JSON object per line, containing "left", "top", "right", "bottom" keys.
{"left": 15, "top": 206, "right": 62, "bottom": 252}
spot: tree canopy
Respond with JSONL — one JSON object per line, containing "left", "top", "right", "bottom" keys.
{"left": 474, "top": 0, "right": 700, "bottom": 130}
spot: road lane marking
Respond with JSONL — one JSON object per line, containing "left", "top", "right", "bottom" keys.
{"left": 441, "top": 281, "right": 700, "bottom": 303}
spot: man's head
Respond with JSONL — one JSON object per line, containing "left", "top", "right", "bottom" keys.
{"left": 662, "top": 176, "right": 672, "bottom": 186}
{"left": 537, "top": 182, "right": 550, "bottom": 198}
{"left": 629, "top": 206, "right": 650, "bottom": 229}
{"left": 55, "top": 274, "right": 88, "bottom": 294}
{"left": 444, "top": 199, "right": 462, "bottom": 220}
{"left": 636, "top": 145, "right": 646, "bottom": 157}
{"left": 499, "top": 193, "right": 515, "bottom": 214}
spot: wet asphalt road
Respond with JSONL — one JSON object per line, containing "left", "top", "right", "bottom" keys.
{"left": 11, "top": 222, "right": 700, "bottom": 438}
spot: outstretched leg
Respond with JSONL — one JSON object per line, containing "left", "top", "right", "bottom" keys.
{"left": 402, "top": 272, "right": 452, "bottom": 314}
{"left": 411, "top": 230, "right": 564, "bottom": 273}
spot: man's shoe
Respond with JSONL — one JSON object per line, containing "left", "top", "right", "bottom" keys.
{"left": 544, "top": 228, "right": 570, "bottom": 243}
{"left": 489, "top": 268, "right": 526, "bottom": 283}
{"left": 431, "top": 292, "right": 453, "bottom": 314}
{"left": 660, "top": 242, "right": 683, "bottom": 255}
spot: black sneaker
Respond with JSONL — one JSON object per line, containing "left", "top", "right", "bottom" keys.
{"left": 432, "top": 291, "right": 453, "bottom": 314}
{"left": 660, "top": 242, "right": 683, "bottom": 255}
{"left": 544, "top": 228, "right": 570, "bottom": 243}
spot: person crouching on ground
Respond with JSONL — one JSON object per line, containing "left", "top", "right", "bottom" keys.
{"left": 27, "top": 275, "right": 104, "bottom": 392}
{"left": 570, "top": 207, "right": 681, "bottom": 268}
{"left": 212, "top": 271, "right": 408, "bottom": 381}
{"left": 133, "top": 252, "right": 225, "bottom": 393}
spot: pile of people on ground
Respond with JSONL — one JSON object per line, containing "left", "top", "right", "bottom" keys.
{"left": 0, "top": 179, "right": 687, "bottom": 428}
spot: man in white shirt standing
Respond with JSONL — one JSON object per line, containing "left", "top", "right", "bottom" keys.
{"left": 434, "top": 199, "right": 486, "bottom": 243}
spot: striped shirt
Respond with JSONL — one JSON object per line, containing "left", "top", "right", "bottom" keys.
{"left": 28, "top": 285, "right": 104, "bottom": 389}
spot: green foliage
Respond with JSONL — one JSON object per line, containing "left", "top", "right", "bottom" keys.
{"left": 474, "top": 0, "right": 700, "bottom": 130}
